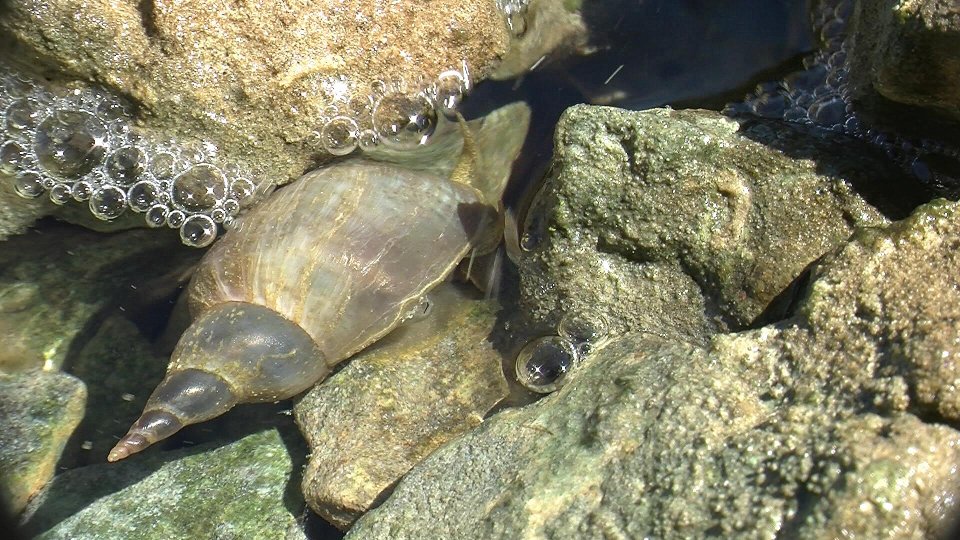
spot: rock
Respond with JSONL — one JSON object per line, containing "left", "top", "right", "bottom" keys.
{"left": 294, "top": 283, "right": 508, "bottom": 530}
{"left": 0, "top": 370, "right": 86, "bottom": 516}
{"left": 345, "top": 173, "right": 960, "bottom": 538}
{"left": 0, "top": 224, "right": 199, "bottom": 372}
{"left": 490, "top": 0, "right": 589, "bottom": 80}
{"left": 20, "top": 428, "right": 308, "bottom": 540}
{"left": 0, "top": 188, "right": 49, "bottom": 241}
{"left": 0, "top": 0, "right": 511, "bottom": 184}
{"left": 56, "top": 316, "right": 169, "bottom": 469}
{"left": 715, "top": 198, "right": 960, "bottom": 422}
{"left": 346, "top": 331, "right": 960, "bottom": 539}
{"left": 846, "top": 0, "right": 960, "bottom": 126}
{"left": 518, "top": 105, "right": 906, "bottom": 344}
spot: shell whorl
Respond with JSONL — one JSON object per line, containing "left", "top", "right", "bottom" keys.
{"left": 187, "top": 159, "right": 497, "bottom": 364}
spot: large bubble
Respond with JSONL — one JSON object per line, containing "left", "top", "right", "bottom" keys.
{"left": 35, "top": 110, "right": 109, "bottom": 179}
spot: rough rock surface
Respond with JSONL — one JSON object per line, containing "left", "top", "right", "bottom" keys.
{"left": 295, "top": 284, "right": 508, "bottom": 530}
{"left": 0, "top": 224, "right": 199, "bottom": 372}
{"left": 0, "top": 0, "right": 510, "bottom": 182}
{"left": 0, "top": 370, "right": 86, "bottom": 515}
{"left": 846, "top": 0, "right": 960, "bottom": 126}
{"left": 20, "top": 428, "right": 308, "bottom": 540}
{"left": 347, "top": 199, "right": 960, "bottom": 539}
{"left": 715, "top": 198, "right": 960, "bottom": 423}
{"left": 519, "top": 105, "right": 907, "bottom": 344}
{"left": 0, "top": 188, "right": 49, "bottom": 241}
{"left": 346, "top": 331, "right": 960, "bottom": 539}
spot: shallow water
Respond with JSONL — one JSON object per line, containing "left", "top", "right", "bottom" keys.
{"left": 2, "top": 0, "right": 890, "bottom": 538}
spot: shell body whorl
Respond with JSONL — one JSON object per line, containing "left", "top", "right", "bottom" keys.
{"left": 188, "top": 159, "right": 496, "bottom": 362}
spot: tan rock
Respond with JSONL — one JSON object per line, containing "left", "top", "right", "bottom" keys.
{"left": 1, "top": 0, "right": 511, "bottom": 182}
{"left": 294, "top": 283, "right": 508, "bottom": 530}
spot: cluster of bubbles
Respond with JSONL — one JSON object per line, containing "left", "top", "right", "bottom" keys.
{"left": 723, "top": 0, "right": 959, "bottom": 187}
{"left": 0, "top": 61, "right": 268, "bottom": 248}
{"left": 304, "top": 63, "right": 475, "bottom": 157}
{"left": 498, "top": 0, "right": 531, "bottom": 37}
{"left": 514, "top": 312, "right": 608, "bottom": 394}
{"left": 0, "top": 58, "right": 478, "bottom": 247}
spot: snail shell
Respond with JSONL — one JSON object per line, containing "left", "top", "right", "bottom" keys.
{"left": 108, "top": 159, "right": 498, "bottom": 461}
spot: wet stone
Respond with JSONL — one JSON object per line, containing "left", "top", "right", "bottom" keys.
{"left": 518, "top": 105, "right": 909, "bottom": 345}
{"left": 0, "top": 370, "right": 86, "bottom": 516}
{"left": 294, "top": 283, "right": 508, "bottom": 530}
{"left": 19, "top": 428, "right": 308, "bottom": 540}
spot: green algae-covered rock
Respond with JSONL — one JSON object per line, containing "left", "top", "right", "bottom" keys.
{"left": 519, "top": 105, "right": 911, "bottom": 344}
{"left": 21, "top": 428, "right": 308, "bottom": 539}
{"left": 0, "top": 370, "right": 86, "bottom": 515}
{"left": 0, "top": 224, "right": 199, "bottom": 373}
{"left": 347, "top": 197, "right": 960, "bottom": 539}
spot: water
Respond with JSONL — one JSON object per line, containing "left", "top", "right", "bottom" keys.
{"left": 7, "top": 0, "right": 954, "bottom": 538}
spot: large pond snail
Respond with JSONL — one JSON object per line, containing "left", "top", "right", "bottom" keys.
{"left": 108, "top": 104, "right": 530, "bottom": 461}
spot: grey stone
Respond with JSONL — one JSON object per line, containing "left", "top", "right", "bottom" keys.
{"left": 518, "top": 105, "right": 900, "bottom": 344}
{"left": 20, "top": 428, "right": 308, "bottom": 540}
{"left": 345, "top": 188, "right": 960, "bottom": 538}
{"left": 294, "top": 284, "right": 508, "bottom": 530}
{"left": 0, "top": 370, "right": 86, "bottom": 515}
{"left": 346, "top": 329, "right": 960, "bottom": 539}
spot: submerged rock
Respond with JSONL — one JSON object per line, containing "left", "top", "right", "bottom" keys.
{"left": 0, "top": 370, "right": 86, "bottom": 516}
{"left": 0, "top": 224, "right": 199, "bottom": 372}
{"left": 294, "top": 283, "right": 508, "bottom": 529}
{"left": 348, "top": 198, "right": 960, "bottom": 539}
{"left": 518, "top": 105, "right": 907, "bottom": 344}
{"left": 20, "top": 428, "right": 308, "bottom": 540}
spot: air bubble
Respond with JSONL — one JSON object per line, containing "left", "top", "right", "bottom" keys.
{"left": 514, "top": 335, "right": 579, "bottom": 394}
{"left": 229, "top": 177, "right": 256, "bottom": 204}
{"left": 172, "top": 164, "right": 226, "bottom": 211}
{"left": 807, "top": 96, "right": 846, "bottom": 128}
{"left": 358, "top": 129, "right": 379, "bottom": 150}
{"left": 149, "top": 152, "right": 177, "bottom": 179}
{"left": 72, "top": 181, "right": 94, "bottom": 201}
{"left": 433, "top": 70, "right": 466, "bottom": 118}
{"left": 35, "top": 110, "right": 109, "bottom": 178}
{"left": 145, "top": 205, "right": 167, "bottom": 228}
{"left": 223, "top": 198, "right": 240, "bottom": 216}
{"left": 13, "top": 171, "right": 44, "bottom": 198}
{"left": 210, "top": 207, "right": 227, "bottom": 223}
{"left": 128, "top": 180, "right": 158, "bottom": 212}
{"left": 319, "top": 116, "right": 359, "bottom": 156}
{"left": 0, "top": 141, "right": 25, "bottom": 175}
{"left": 166, "top": 210, "right": 185, "bottom": 228}
{"left": 106, "top": 146, "right": 146, "bottom": 185}
{"left": 5, "top": 99, "right": 39, "bottom": 136}
{"left": 558, "top": 312, "right": 608, "bottom": 348}
{"left": 49, "top": 184, "right": 72, "bottom": 205}
{"left": 179, "top": 214, "right": 218, "bottom": 248}
{"left": 372, "top": 92, "right": 437, "bottom": 148}
{"left": 89, "top": 185, "right": 127, "bottom": 220}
